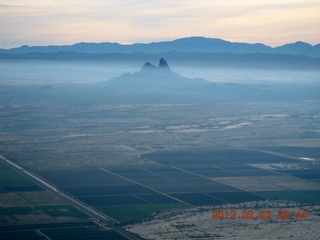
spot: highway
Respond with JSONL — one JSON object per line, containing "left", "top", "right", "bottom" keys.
{"left": 0, "top": 155, "right": 144, "bottom": 240}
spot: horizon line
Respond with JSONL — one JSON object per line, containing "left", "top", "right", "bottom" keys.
{"left": 1, "top": 36, "right": 319, "bottom": 50}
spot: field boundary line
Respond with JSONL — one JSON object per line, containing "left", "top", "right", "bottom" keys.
{"left": 99, "top": 167, "right": 193, "bottom": 207}
{"left": 171, "top": 165, "right": 249, "bottom": 192}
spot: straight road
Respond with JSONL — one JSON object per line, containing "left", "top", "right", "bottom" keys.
{"left": 0, "top": 155, "right": 143, "bottom": 240}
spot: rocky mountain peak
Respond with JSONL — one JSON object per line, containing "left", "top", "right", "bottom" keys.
{"left": 140, "top": 62, "right": 156, "bottom": 72}
{"left": 140, "top": 58, "right": 171, "bottom": 73}
{"left": 143, "top": 62, "right": 156, "bottom": 68}
{"left": 158, "top": 58, "right": 170, "bottom": 69}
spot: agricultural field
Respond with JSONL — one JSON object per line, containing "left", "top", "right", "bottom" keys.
{"left": 34, "top": 148, "right": 320, "bottom": 225}
{"left": 0, "top": 162, "right": 41, "bottom": 192}
{"left": 0, "top": 161, "right": 129, "bottom": 240}
{"left": 0, "top": 223, "right": 128, "bottom": 240}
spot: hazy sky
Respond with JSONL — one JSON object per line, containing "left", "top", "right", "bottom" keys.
{"left": 1, "top": 0, "right": 319, "bottom": 49}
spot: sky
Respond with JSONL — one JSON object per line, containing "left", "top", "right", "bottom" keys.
{"left": 0, "top": 0, "right": 319, "bottom": 49}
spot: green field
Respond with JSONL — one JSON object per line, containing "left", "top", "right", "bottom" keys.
{"left": 254, "top": 190, "right": 319, "bottom": 203}
{"left": 0, "top": 170, "right": 28, "bottom": 182}
{"left": 0, "top": 205, "right": 88, "bottom": 220}
{"left": 39, "top": 205, "right": 89, "bottom": 218}
{"left": 97, "top": 203, "right": 187, "bottom": 223}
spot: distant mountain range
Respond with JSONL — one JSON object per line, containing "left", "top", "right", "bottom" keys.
{"left": 1, "top": 37, "right": 319, "bottom": 70}
{"left": 1, "top": 37, "right": 320, "bottom": 58}
{"left": 1, "top": 51, "right": 318, "bottom": 70}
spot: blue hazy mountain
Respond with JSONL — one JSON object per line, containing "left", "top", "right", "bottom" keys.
{"left": 104, "top": 58, "right": 209, "bottom": 93}
{"left": 100, "top": 58, "right": 276, "bottom": 103}
{"left": 1, "top": 51, "right": 318, "bottom": 70}
{"left": 274, "top": 41, "right": 319, "bottom": 57}
{"left": 1, "top": 37, "right": 319, "bottom": 58}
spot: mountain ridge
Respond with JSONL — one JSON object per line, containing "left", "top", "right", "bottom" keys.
{"left": 100, "top": 58, "right": 286, "bottom": 104}
{"left": 1, "top": 51, "right": 318, "bottom": 70}
{"left": 103, "top": 58, "right": 209, "bottom": 94}
{"left": 1, "top": 36, "right": 319, "bottom": 58}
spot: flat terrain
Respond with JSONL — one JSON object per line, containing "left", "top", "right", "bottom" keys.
{"left": 32, "top": 148, "right": 320, "bottom": 225}
{"left": 0, "top": 80, "right": 319, "bottom": 239}
{"left": 0, "top": 161, "right": 138, "bottom": 240}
